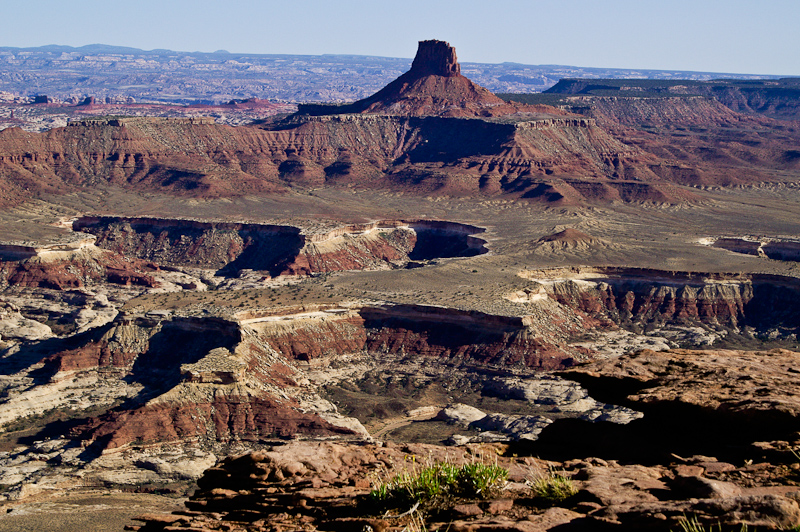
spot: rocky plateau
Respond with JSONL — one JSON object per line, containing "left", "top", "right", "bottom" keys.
{"left": 0, "top": 39, "right": 799, "bottom": 531}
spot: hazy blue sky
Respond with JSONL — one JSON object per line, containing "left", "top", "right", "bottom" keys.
{"left": 3, "top": 0, "right": 798, "bottom": 75}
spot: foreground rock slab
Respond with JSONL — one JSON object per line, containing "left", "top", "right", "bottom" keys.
{"left": 131, "top": 440, "right": 800, "bottom": 531}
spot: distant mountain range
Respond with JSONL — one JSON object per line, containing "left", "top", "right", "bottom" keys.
{"left": 0, "top": 44, "right": 783, "bottom": 104}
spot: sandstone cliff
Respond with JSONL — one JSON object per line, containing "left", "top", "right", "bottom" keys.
{"left": 72, "top": 216, "right": 487, "bottom": 277}
{"left": 0, "top": 41, "right": 691, "bottom": 206}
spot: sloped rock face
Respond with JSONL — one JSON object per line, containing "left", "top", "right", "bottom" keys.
{"left": 535, "top": 268, "right": 800, "bottom": 334}
{"left": 0, "top": 41, "right": 675, "bottom": 205}
{"left": 0, "top": 106, "right": 658, "bottom": 204}
{"left": 551, "top": 93, "right": 800, "bottom": 187}
{"left": 77, "top": 392, "right": 353, "bottom": 451}
{"left": 0, "top": 300, "right": 55, "bottom": 342}
{"left": 298, "top": 39, "right": 519, "bottom": 118}
{"left": 712, "top": 83, "right": 800, "bottom": 121}
{"left": 74, "top": 216, "right": 488, "bottom": 277}
{"left": 248, "top": 304, "right": 583, "bottom": 370}
{"left": 0, "top": 313, "right": 363, "bottom": 456}
{"left": 542, "top": 347, "right": 800, "bottom": 464}
{"left": 0, "top": 246, "right": 158, "bottom": 290}
{"left": 565, "top": 348, "right": 800, "bottom": 423}
{"left": 534, "top": 228, "right": 611, "bottom": 253}
{"left": 580, "top": 95, "right": 746, "bottom": 130}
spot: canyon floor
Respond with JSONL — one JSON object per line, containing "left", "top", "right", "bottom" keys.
{"left": 0, "top": 180, "right": 799, "bottom": 531}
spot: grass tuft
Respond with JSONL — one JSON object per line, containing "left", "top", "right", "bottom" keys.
{"left": 370, "top": 458, "right": 508, "bottom": 508}
{"left": 673, "top": 515, "right": 752, "bottom": 532}
{"left": 456, "top": 462, "right": 509, "bottom": 498}
{"left": 528, "top": 469, "right": 578, "bottom": 503}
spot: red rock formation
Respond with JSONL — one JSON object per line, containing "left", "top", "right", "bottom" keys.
{"left": 568, "top": 95, "right": 800, "bottom": 186}
{"left": 549, "top": 277, "right": 752, "bottom": 327}
{"left": 0, "top": 250, "right": 158, "bottom": 290}
{"left": 0, "top": 100, "right": 665, "bottom": 205}
{"left": 255, "top": 304, "right": 581, "bottom": 369}
{"left": 566, "top": 348, "right": 800, "bottom": 421}
{"left": 74, "top": 216, "right": 487, "bottom": 276}
{"left": 77, "top": 394, "right": 353, "bottom": 450}
{"left": 39, "top": 314, "right": 361, "bottom": 450}
{"left": 341, "top": 39, "right": 515, "bottom": 117}
{"left": 135, "top": 440, "right": 800, "bottom": 532}
{"left": 45, "top": 342, "right": 139, "bottom": 373}
{"left": 544, "top": 269, "right": 800, "bottom": 333}
{"left": 411, "top": 40, "right": 461, "bottom": 77}
{"left": 300, "top": 40, "right": 558, "bottom": 119}
{"left": 4, "top": 41, "right": 793, "bottom": 205}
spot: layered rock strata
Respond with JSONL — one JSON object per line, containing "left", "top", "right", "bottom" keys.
{"left": 0, "top": 41, "right": 676, "bottom": 206}
{"left": 0, "top": 313, "right": 364, "bottom": 458}
{"left": 299, "top": 40, "right": 529, "bottom": 118}
{"left": 520, "top": 267, "right": 800, "bottom": 337}
{"left": 0, "top": 248, "right": 158, "bottom": 290}
{"left": 244, "top": 303, "right": 584, "bottom": 369}
{"left": 135, "top": 347, "right": 800, "bottom": 531}
{"left": 73, "top": 216, "right": 488, "bottom": 277}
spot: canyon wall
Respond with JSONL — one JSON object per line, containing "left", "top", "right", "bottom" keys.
{"left": 0, "top": 313, "right": 363, "bottom": 453}
{"left": 536, "top": 269, "right": 800, "bottom": 334}
{"left": 73, "top": 216, "right": 488, "bottom": 277}
{"left": 0, "top": 245, "right": 158, "bottom": 290}
{"left": 247, "top": 304, "right": 582, "bottom": 370}
{"left": 0, "top": 111, "right": 656, "bottom": 206}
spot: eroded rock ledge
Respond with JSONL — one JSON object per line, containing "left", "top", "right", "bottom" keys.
{"left": 132, "top": 438, "right": 800, "bottom": 532}
{"left": 133, "top": 347, "right": 800, "bottom": 531}
{"left": 72, "top": 216, "right": 488, "bottom": 277}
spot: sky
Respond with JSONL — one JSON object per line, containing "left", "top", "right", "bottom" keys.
{"left": 2, "top": 0, "right": 799, "bottom": 76}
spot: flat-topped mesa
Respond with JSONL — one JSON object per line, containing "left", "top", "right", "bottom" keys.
{"left": 409, "top": 39, "right": 461, "bottom": 77}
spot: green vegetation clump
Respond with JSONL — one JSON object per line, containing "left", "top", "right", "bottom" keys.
{"left": 370, "top": 460, "right": 508, "bottom": 508}
{"left": 528, "top": 469, "right": 578, "bottom": 503}
{"left": 673, "top": 515, "right": 753, "bottom": 532}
